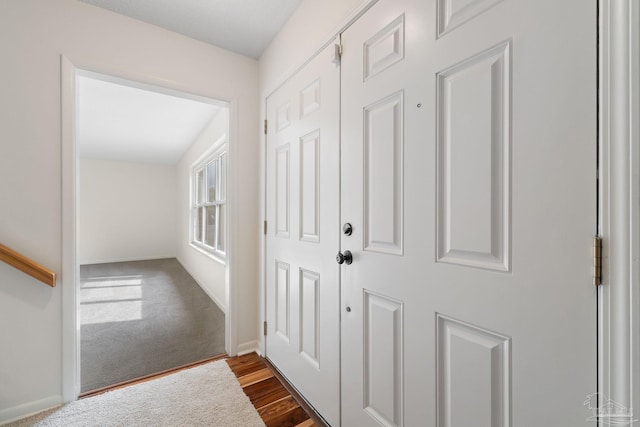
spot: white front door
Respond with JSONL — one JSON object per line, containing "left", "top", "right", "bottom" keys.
{"left": 340, "top": 0, "right": 596, "bottom": 425}
{"left": 265, "top": 43, "right": 341, "bottom": 426}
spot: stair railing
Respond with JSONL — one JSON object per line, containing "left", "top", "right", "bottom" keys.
{"left": 0, "top": 243, "right": 56, "bottom": 287}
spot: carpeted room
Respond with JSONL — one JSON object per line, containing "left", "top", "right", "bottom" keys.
{"left": 76, "top": 74, "right": 230, "bottom": 393}
{"left": 79, "top": 258, "right": 225, "bottom": 392}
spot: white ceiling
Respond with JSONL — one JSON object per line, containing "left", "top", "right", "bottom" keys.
{"left": 77, "top": 1, "right": 303, "bottom": 164}
{"left": 79, "top": 0, "right": 302, "bottom": 59}
{"left": 78, "top": 75, "right": 222, "bottom": 165}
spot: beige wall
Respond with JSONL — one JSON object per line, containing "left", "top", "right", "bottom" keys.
{"left": 0, "top": 0, "right": 258, "bottom": 422}
{"left": 78, "top": 158, "right": 178, "bottom": 265}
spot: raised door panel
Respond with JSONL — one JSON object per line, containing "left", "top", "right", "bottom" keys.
{"left": 363, "top": 291, "right": 404, "bottom": 427}
{"left": 437, "top": 315, "right": 510, "bottom": 427}
{"left": 276, "top": 144, "right": 291, "bottom": 238}
{"left": 277, "top": 102, "right": 291, "bottom": 132}
{"left": 364, "top": 14, "right": 405, "bottom": 81}
{"left": 364, "top": 92, "right": 404, "bottom": 256}
{"left": 300, "top": 79, "right": 321, "bottom": 118}
{"left": 275, "top": 261, "right": 290, "bottom": 341}
{"left": 436, "top": 41, "right": 510, "bottom": 271}
{"left": 437, "top": 0, "right": 503, "bottom": 37}
{"left": 299, "top": 268, "right": 320, "bottom": 367}
{"left": 300, "top": 130, "right": 320, "bottom": 243}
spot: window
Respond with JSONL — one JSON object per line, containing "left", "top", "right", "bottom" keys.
{"left": 192, "top": 144, "right": 227, "bottom": 261}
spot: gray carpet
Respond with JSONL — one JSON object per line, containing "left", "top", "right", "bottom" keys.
{"left": 80, "top": 258, "right": 225, "bottom": 393}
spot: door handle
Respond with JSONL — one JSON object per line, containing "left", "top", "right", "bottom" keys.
{"left": 336, "top": 250, "right": 353, "bottom": 265}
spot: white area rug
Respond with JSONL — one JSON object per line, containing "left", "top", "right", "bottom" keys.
{"left": 8, "top": 360, "right": 265, "bottom": 427}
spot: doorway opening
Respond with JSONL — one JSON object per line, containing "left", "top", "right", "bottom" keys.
{"left": 75, "top": 70, "right": 230, "bottom": 394}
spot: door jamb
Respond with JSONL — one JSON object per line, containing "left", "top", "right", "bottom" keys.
{"left": 598, "top": 0, "right": 640, "bottom": 421}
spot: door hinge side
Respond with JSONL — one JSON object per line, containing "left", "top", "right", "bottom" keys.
{"left": 263, "top": 321, "right": 267, "bottom": 336}
{"left": 593, "top": 235, "right": 603, "bottom": 286}
{"left": 263, "top": 220, "right": 267, "bottom": 235}
{"left": 264, "top": 119, "right": 268, "bottom": 135}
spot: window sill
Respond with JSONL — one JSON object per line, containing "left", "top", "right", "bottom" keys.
{"left": 189, "top": 243, "right": 226, "bottom": 265}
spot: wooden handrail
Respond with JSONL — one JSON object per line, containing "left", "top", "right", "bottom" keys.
{"left": 0, "top": 244, "right": 56, "bottom": 287}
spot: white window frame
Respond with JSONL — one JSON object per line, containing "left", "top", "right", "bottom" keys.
{"left": 191, "top": 140, "right": 227, "bottom": 262}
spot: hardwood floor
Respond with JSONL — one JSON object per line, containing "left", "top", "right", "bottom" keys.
{"left": 226, "top": 353, "right": 326, "bottom": 427}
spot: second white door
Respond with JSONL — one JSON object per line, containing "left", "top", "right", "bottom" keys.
{"left": 340, "top": 0, "right": 597, "bottom": 425}
{"left": 265, "top": 43, "right": 341, "bottom": 426}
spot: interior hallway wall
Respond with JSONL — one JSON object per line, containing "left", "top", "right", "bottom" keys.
{"left": 0, "top": 0, "right": 258, "bottom": 422}
{"left": 78, "top": 158, "right": 177, "bottom": 265}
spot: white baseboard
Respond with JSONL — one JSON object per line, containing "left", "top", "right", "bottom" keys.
{"left": 237, "top": 340, "right": 259, "bottom": 356}
{"left": 0, "top": 395, "right": 61, "bottom": 426}
{"left": 175, "top": 257, "right": 227, "bottom": 313}
{"left": 79, "top": 255, "right": 176, "bottom": 266}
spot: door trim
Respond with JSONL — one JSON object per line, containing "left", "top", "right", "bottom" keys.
{"left": 598, "top": 0, "right": 640, "bottom": 421}
{"left": 61, "top": 56, "right": 240, "bottom": 401}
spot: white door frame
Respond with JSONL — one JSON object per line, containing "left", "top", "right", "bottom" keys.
{"left": 598, "top": 0, "right": 640, "bottom": 422}
{"left": 60, "top": 56, "right": 240, "bottom": 401}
